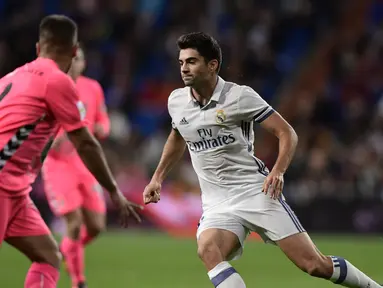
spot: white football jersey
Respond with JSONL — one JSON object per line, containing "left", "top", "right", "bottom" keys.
{"left": 168, "top": 77, "right": 274, "bottom": 210}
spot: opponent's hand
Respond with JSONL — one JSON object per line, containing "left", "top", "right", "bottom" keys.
{"left": 262, "top": 170, "right": 284, "bottom": 200}
{"left": 110, "top": 190, "right": 143, "bottom": 227}
{"left": 143, "top": 181, "right": 161, "bottom": 204}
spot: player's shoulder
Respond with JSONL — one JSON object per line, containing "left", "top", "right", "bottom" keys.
{"left": 225, "top": 82, "right": 257, "bottom": 98}
{"left": 48, "top": 69, "right": 74, "bottom": 87}
{"left": 168, "top": 87, "right": 189, "bottom": 105}
{"left": 78, "top": 76, "right": 103, "bottom": 93}
{"left": 44, "top": 69, "right": 77, "bottom": 99}
{"left": 78, "top": 75, "right": 100, "bottom": 86}
{"left": 167, "top": 87, "right": 189, "bottom": 115}
{"left": 168, "top": 87, "right": 188, "bottom": 101}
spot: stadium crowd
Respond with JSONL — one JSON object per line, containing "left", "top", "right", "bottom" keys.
{"left": 1, "top": 0, "right": 382, "bottom": 232}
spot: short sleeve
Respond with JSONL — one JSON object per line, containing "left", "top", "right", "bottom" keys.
{"left": 238, "top": 86, "right": 274, "bottom": 123}
{"left": 46, "top": 73, "right": 86, "bottom": 132}
{"left": 168, "top": 90, "right": 178, "bottom": 130}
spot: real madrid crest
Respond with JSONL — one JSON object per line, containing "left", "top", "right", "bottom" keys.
{"left": 215, "top": 109, "right": 226, "bottom": 124}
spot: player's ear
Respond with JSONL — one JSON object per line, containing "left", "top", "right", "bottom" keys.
{"left": 209, "top": 60, "right": 218, "bottom": 73}
{"left": 72, "top": 44, "right": 78, "bottom": 58}
{"left": 36, "top": 43, "right": 40, "bottom": 57}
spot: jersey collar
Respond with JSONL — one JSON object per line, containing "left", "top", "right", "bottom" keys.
{"left": 188, "top": 76, "right": 225, "bottom": 107}
{"left": 36, "top": 57, "right": 60, "bottom": 69}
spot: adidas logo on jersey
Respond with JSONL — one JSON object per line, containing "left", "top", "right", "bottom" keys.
{"left": 179, "top": 117, "right": 189, "bottom": 125}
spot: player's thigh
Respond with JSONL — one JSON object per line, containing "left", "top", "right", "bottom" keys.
{"left": 43, "top": 171, "right": 83, "bottom": 216}
{"left": 6, "top": 235, "right": 61, "bottom": 268}
{"left": 5, "top": 196, "right": 61, "bottom": 268}
{"left": 197, "top": 213, "right": 247, "bottom": 261}
{"left": 234, "top": 192, "right": 305, "bottom": 244}
{"left": 276, "top": 232, "right": 332, "bottom": 275}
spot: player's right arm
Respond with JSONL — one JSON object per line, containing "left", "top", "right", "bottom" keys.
{"left": 46, "top": 73, "right": 142, "bottom": 225}
{"left": 143, "top": 128, "right": 186, "bottom": 204}
{"left": 152, "top": 128, "right": 186, "bottom": 183}
{"left": 143, "top": 108, "right": 186, "bottom": 205}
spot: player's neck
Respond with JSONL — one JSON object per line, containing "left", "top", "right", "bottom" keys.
{"left": 70, "top": 74, "right": 79, "bottom": 82}
{"left": 192, "top": 76, "right": 218, "bottom": 106}
{"left": 38, "top": 53, "right": 71, "bottom": 73}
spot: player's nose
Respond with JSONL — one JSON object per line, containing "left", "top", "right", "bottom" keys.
{"left": 181, "top": 65, "right": 190, "bottom": 73}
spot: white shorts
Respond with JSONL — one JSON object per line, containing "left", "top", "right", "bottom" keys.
{"left": 196, "top": 190, "right": 305, "bottom": 261}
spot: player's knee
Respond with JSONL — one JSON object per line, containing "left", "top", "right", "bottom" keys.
{"left": 39, "top": 243, "right": 62, "bottom": 269}
{"left": 51, "top": 248, "right": 62, "bottom": 269}
{"left": 300, "top": 255, "right": 333, "bottom": 278}
{"left": 86, "top": 223, "right": 105, "bottom": 238}
{"left": 197, "top": 240, "right": 222, "bottom": 266}
{"left": 68, "top": 222, "right": 82, "bottom": 238}
{"left": 65, "top": 215, "right": 83, "bottom": 239}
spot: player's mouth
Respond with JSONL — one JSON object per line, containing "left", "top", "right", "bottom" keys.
{"left": 183, "top": 75, "right": 193, "bottom": 80}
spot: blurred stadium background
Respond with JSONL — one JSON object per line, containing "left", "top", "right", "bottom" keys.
{"left": 0, "top": 0, "right": 382, "bottom": 287}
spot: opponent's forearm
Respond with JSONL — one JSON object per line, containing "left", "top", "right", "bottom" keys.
{"left": 76, "top": 140, "right": 118, "bottom": 194}
{"left": 152, "top": 130, "right": 186, "bottom": 183}
{"left": 272, "top": 127, "right": 298, "bottom": 174}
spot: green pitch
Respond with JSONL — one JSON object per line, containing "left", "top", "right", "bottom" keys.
{"left": 0, "top": 232, "right": 381, "bottom": 287}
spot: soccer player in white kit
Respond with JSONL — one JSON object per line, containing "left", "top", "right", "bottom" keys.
{"left": 143, "top": 32, "right": 381, "bottom": 288}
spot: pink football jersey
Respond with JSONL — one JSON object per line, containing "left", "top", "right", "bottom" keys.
{"left": 0, "top": 57, "right": 86, "bottom": 196}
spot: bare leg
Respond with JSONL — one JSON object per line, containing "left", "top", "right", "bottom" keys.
{"left": 6, "top": 234, "right": 61, "bottom": 287}
{"left": 198, "top": 228, "right": 246, "bottom": 287}
{"left": 81, "top": 208, "right": 106, "bottom": 245}
{"left": 60, "top": 209, "right": 84, "bottom": 287}
{"left": 277, "top": 232, "right": 381, "bottom": 287}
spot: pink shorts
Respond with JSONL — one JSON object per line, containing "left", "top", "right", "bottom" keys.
{"left": 42, "top": 162, "right": 106, "bottom": 216}
{"left": 0, "top": 195, "right": 50, "bottom": 243}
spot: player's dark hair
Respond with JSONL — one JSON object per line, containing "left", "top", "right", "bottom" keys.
{"left": 39, "top": 15, "right": 77, "bottom": 54}
{"left": 177, "top": 32, "right": 222, "bottom": 73}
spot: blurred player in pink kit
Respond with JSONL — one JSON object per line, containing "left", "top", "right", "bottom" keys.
{"left": 0, "top": 15, "right": 142, "bottom": 288}
{"left": 42, "top": 46, "right": 110, "bottom": 288}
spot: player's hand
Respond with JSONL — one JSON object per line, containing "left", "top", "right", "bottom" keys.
{"left": 143, "top": 181, "right": 161, "bottom": 205}
{"left": 262, "top": 170, "right": 284, "bottom": 200}
{"left": 110, "top": 190, "right": 143, "bottom": 227}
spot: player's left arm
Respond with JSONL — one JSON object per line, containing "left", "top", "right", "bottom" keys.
{"left": 260, "top": 112, "right": 298, "bottom": 174}
{"left": 93, "top": 82, "right": 110, "bottom": 140}
{"left": 238, "top": 86, "right": 298, "bottom": 199}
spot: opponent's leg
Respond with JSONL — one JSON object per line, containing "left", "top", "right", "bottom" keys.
{"left": 81, "top": 208, "right": 106, "bottom": 245}
{"left": 66, "top": 209, "right": 106, "bottom": 288}
{"left": 277, "top": 232, "right": 381, "bottom": 288}
{"left": 60, "top": 209, "right": 85, "bottom": 288}
{"left": 5, "top": 196, "right": 60, "bottom": 288}
{"left": 198, "top": 226, "right": 246, "bottom": 287}
{"left": 7, "top": 235, "right": 61, "bottom": 288}
{"left": 80, "top": 179, "right": 106, "bottom": 246}
{"left": 68, "top": 180, "right": 106, "bottom": 288}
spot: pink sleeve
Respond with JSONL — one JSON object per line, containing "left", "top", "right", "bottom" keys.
{"left": 46, "top": 73, "right": 86, "bottom": 132}
{"left": 94, "top": 81, "right": 110, "bottom": 138}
